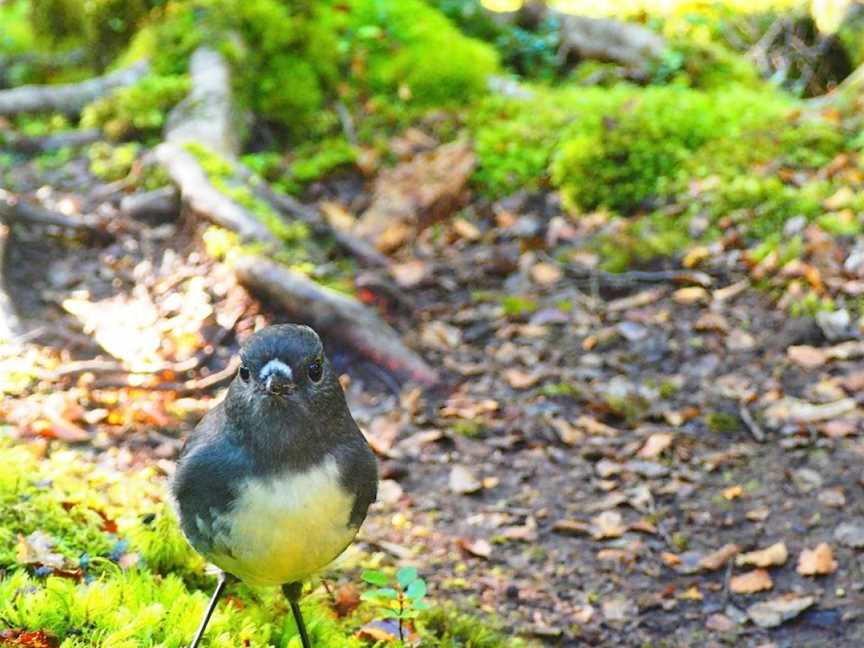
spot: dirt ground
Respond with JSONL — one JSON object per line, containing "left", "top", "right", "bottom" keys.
{"left": 5, "top": 155, "right": 864, "bottom": 648}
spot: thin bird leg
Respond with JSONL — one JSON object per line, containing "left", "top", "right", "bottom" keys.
{"left": 283, "top": 582, "right": 312, "bottom": 648}
{"left": 190, "top": 571, "right": 228, "bottom": 648}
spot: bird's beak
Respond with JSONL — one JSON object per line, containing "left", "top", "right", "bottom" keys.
{"left": 265, "top": 373, "right": 295, "bottom": 396}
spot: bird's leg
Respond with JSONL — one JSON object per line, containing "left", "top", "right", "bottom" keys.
{"left": 282, "top": 582, "right": 311, "bottom": 648}
{"left": 189, "top": 571, "right": 228, "bottom": 648}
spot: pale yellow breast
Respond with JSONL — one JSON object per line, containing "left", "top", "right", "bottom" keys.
{"left": 209, "top": 457, "right": 357, "bottom": 586}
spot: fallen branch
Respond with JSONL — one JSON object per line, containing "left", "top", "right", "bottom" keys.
{"left": 0, "top": 59, "right": 149, "bottom": 116}
{"left": 807, "top": 62, "right": 864, "bottom": 112}
{"left": 0, "top": 190, "right": 110, "bottom": 238}
{"left": 0, "top": 222, "right": 22, "bottom": 340}
{"left": 1, "top": 128, "right": 101, "bottom": 154}
{"left": 248, "top": 178, "right": 390, "bottom": 267}
{"left": 235, "top": 255, "right": 439, "bottom": 387}
{"left": 120, "top": 186, "right": 180, "bottom": 222}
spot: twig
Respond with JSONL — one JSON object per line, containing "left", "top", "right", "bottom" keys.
{"left": 738, "top": 404, "right": 766, "bottom": 443}
{"left": 1, "top": 128, "right": 102, "bottom": 154}
{"left": 335, "top": 101, "right": 358, "bottom": 146}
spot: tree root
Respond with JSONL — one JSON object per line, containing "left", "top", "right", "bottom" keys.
{"left": 235, "top": 255, "right": 439, "bottom": 387}
{"left": 0, "top": 59, "right": 149, "bottom": 116}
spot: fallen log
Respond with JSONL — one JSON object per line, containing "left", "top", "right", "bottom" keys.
{"left": 1, "top": 128, "right": 101, "bottom": 154}
{"left": 164, "top": 47, "right": 240, "bottom": 158}
{"left": 235, "top": 255, "right": 439, "bottom": 387}
{"left": 556, "top": 14, "right": 667, "bottom": 69}
{"left": 154, "top": 142, "right": 279, "bottom": 244}
{"left": 0, "top": 59, "right": 149, "bottom": 116}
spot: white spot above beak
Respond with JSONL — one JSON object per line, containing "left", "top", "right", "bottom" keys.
{"left": 259, "top": 359, "right": 293, "bottom": 382}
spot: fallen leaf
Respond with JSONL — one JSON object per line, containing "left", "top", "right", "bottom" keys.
{"left": 602, "top": 596, "right": 636, "bottom": 622}
{"left": 747, "top": 594, "right": 815, "bottom": 628}
{"left": 673, "top": 287, "right": 709, "bottom": 305}
{"left": 736, "top": 542, "right": 788, "bottom": 568}
{"left": 0, "top": 629, "right": 60, "bottom": 648}
{"left": 788, "top": 345, "right": 827, "bottom": 369}
{"left": 330, "top": 584, "right": 361, "bottom": 618}
{"left": 530, "top": 262, "right": 563, "bottom": 286}
{"left": 377, "top": 479, "right": 404, "bottom": 505}
{"left": 700, "top": 544, "right": 740, "bottom": 571}
{"left": 456, "top": 537, "right": 491, "bottom": 559}
{"left": 16, "top": 531, "right": 65, "bottom": 569}
{"left": 730, "top": 569, "right": 773, "bottom": 594}
{"left": 503, "top": 368, "right": 542, "bottom": 389}
{"left": 797, "top": 543, "right": 838, "bottom": 576}
{"left": 638, "top": 432, "right": 674, "bottom": 459}
{"left": 679, "top": 585, "right": 703, "bottom": 601}
{"left": 389, "top": 260, "right": 428, "bottom": 288}
{"left": 592, "top": 511, "right": 627, "bottom": 540}
{"left": 449, "top": 465, "right": 482, "bottom": 495}
{"left": 552, "top": 519, "right": 591, "bottom": 536}
{"left": 705, "top": 613, "right": 736, "bottom": 632}
{"left": 722, "top": 485, "right": 744, "bottom": 501}
{"left": 421, "top": 321, "right": 462, "bottom": 349}
{"left": 763, "top": 397, "right": 856, "bottom": 426}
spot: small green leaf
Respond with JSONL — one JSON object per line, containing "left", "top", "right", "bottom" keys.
{"left": 376, "top": 587, "right": 399, "bottom": 600}
{"left": 396, "top": 566, "right": 418, "bottom": 588}
{"left": 412, "top": 600, "right": 431, "bottom": 610}
{"left": 380, "top": 608, "right": 401, "bottom": 618}
{"left": 362, "top": 569, "right": 389, "bottom": 587}
{"left": 406, "top": 578, "right": 427, "bottom": 601}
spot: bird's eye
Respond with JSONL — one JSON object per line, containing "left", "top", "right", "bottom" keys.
{"left": 238, "top": 366, "right": 251, "bottom": 382}
{"left": 307, "top": 361, "right": 323, "bottom": 383}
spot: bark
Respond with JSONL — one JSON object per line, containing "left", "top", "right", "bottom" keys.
{"left": 0, "top": 223, "right": 22, "bottom": 340}
{"left": 154, "top": 142, "right": 279, "bottom": 244}
{"left": 0, "top": 59, "right": 149, "bottom": 116}
{"left": 1, "top": 128, "right": 101, "bottom": 154}
{"left": 164, "top": 47, "right": 240, "bottom": 159}
{"left": 0, "top": 190, "right": 110, "bottom": 238}
{"left": 235, "top": 255, "right": 439, "bottom": 387}
{"left": 120, "top": 186, "right": 180, "bottom": 222}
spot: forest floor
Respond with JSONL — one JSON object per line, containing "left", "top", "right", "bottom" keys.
{"left": 5, "top": 143, "right": 864, "bottom": 648}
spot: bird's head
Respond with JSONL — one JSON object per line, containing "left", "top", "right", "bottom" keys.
{"left": 226, "top": 324, "right": 341, "bottom": 419}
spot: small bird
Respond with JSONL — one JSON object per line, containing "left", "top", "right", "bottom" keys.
{"left": 172, "top": 324, "right": 378, "bottom": 648}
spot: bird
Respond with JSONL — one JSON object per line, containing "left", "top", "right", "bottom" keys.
{"left": 171, "top": 324, "right": 378, "bottom": 648}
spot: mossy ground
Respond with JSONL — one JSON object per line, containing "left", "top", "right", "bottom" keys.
{"left": 0, "top": 436, "right": 519, "bottom": 647}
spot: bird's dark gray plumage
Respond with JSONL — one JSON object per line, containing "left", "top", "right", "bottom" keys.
{"left": 171, "top": 324, "right": 377, "bottom": 648}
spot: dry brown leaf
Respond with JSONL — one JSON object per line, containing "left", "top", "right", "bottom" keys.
{"left": 452, "top": 218, "right": 482, "bottom": 241}
{"left": 797, "top": 543, "right": 838, "bottom": 576}
{"left": 456, "top": 537, "right": 491, "bottom": 559}
{"left": 730, "top": 569, "right": 773, "bottom": 594}
{"left": 552, "top": 519, "right": 591, "bottom": 536}
{"left": 503, "top": 368, "right": 542, "bottom": 389}
{"left": 736, "top": 542, "right": 788, "bottom": 568}
{"left": 530, "top": 262, "right": 563, "bottom": 286}
{"left": 673, "top": 287, "right": 709, "bottom": 305}
{"left": 16, "top": 531, "right": 65, "bottom": 569}
{"left": 700, "top": 544, "right": 740, "bottom": 571}
{"left": 747, "top": 594, "right": 815, "bottom": 628}
{"left": 592, "top": 511, "right": 627, "bottom": 540}
{"left": 722, "top": 485, "right": 744, "bottom": 501}
{"left": 390, "top": 260, "right": 428, "bottom": 288}
{"left": 449, "top": 465, "right": 482, "bottom": 495}
{"left": 638, "top": 431, "right": 674, "bottom": 459}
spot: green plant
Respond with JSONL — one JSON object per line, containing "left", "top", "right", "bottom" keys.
{"left": 87, "top": 141, "right": 140, "bottom": 181}
{"left": 361, "top": 566, "right": 430, "bottom": 643}
{"left": 551, "top": 85, "right": 791, "bottom": 213}
{"left": 81, "top": 74, "right": 190, "bottom": 140}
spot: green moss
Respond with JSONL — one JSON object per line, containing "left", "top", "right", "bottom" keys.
{"left": 419, "top": 606, "right": 525, "bottom": 648}
{"left": 551, "top": 85, "right": 792, "bottom": 213}
{"left": 653, "top": 39, "right": 762, "bottom": 89}
{"left": 0, "top": 439, "right": 515, "bottom": 646}
{"left": 88, "top": 142, "right": 140, "bottom": 181}
{"left": 500, "top": 295, "right": 538, "bottom": 318}
{"left": 341, "top": 0, "right": 499, "bottom": 106}
{"left": 469, "top": 85, "right": 639, "bottom": 197}
{"left": 705, "top": 411, "right": 741, "bottom": 434}
{"left": 81, "top": 74, "right": 190, "bottom": 140}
